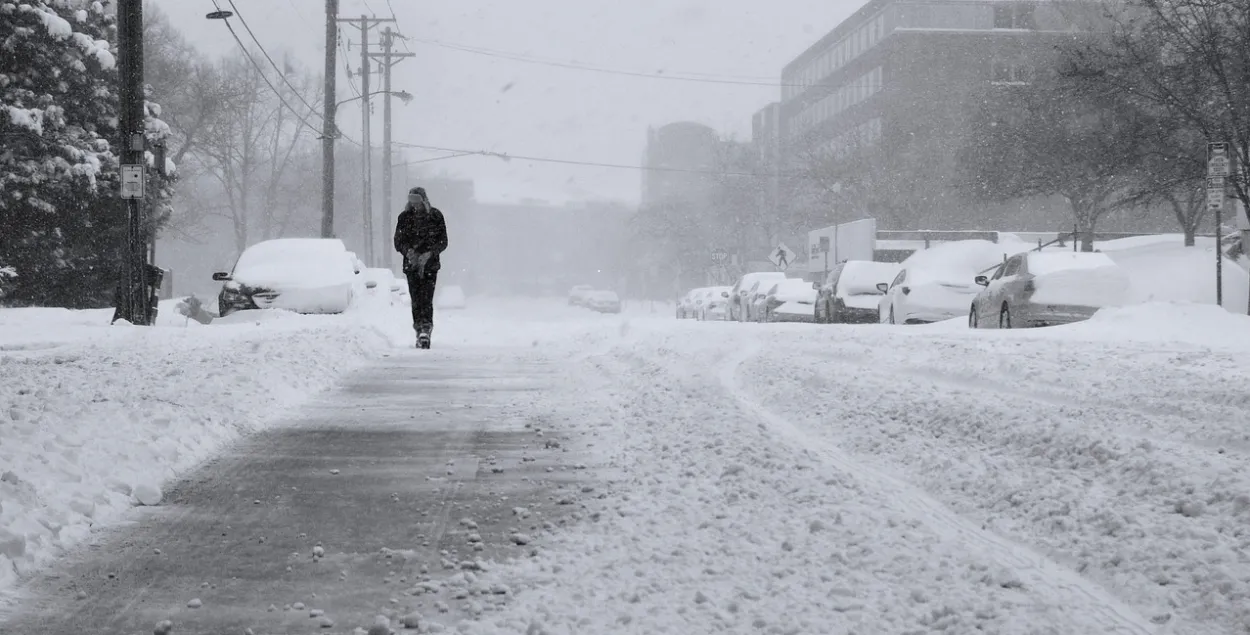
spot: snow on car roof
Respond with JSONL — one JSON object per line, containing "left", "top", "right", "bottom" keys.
{"left": 838, "top": 261, "right": 902, "bottom": 296}
{"left": 232, "top": 238, "right": 354, "bottom": 288}
{"left": 1027, "top": 252, "right": 1117, "bottom": 275}
{"left": 902, "top": 240, "right": 1029, "bottom": 284}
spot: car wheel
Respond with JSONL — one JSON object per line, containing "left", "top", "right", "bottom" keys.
{"left": 969, "top": 306, "right": 978, "bottom": 328}
{"left": 889, "top": 306, "right": 896, "bottom": 325}
{"left": 1000, "top": 304, "right": 1012, "bottom": 329}
{"left": 815, "top": 302, "right": 825, "bottom": 324}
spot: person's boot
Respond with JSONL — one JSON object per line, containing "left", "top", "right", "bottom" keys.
{"left": 416, "top": 323, "right": 431, "bottom": 349}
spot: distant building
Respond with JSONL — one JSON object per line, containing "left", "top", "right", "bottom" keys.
{"left": 641, "top": 121, "right": 719, "bottom": 210}
{"left": 778, "top": 0, "right": 1083, "bottom": 229}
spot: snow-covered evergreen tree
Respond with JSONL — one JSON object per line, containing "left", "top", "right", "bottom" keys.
{"left": 0, "top": 0, "right": 175, "bottom": 308}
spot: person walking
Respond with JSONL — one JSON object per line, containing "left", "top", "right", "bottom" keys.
{"left": 393, "top": 186, "right": 449, "bottom": 349}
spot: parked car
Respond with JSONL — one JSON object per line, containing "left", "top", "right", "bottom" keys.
{"left": 585, "top": 290, "right": 621, "bottom": 314}
{"left": 698, "top": 286, "right": 732, "bottom": 321}
{"left": 568, "top": 285, "right": 594, "bottom": 306}
{"left": 436, "top": 284, "right": 467, "bottom": 310}
{"left": 729, "top": 272, "right": 786, "bottom": 322}
{"left": 816, "top": 260, "right": 901, "bottom": 324}
{"left": 677, "top": 288, "right": 707, "bottom": 319}
{"left": 878, "top": 240, "right": 1026, "bottom": 325}
{"left": 760, "top": 278, "right": 818, "bottom": 322}
{"left": 970, "top": 251, "right": 1131, "bottom": 328}
{"left": 213, "top": 238, "right": 358, "bottom": 317}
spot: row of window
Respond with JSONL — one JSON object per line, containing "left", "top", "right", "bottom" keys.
{"left": 822, "top": 118, "right": 884, "bottom": 159}
{"left": 783, "top": 13, "right": 888, "bottom": 101}
{"left": 789, "top": 67, "right": 884, "bottom": 138}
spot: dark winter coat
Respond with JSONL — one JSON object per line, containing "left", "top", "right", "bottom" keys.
{"left": 393, "top": 205, "right": 449, "bottom": 275}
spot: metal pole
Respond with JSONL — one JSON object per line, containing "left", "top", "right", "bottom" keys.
{"left": 115, "top": 0, "right": 148, "bottom": 325}
{"left": 1216, "top": 201, "right": 1223, "bottom": 307}
{"left": 360, "top": 16, "right": 373, "bottom": 266}
{"left": 321, "top": 0, "right": 337, "bottom": 238}
{"left": 381, "top": 27, "right": 394, "bottom": 271}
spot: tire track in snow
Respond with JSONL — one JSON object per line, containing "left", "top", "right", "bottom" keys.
{"left": 720, "top": 340, "right": 1159, "bottom": 635}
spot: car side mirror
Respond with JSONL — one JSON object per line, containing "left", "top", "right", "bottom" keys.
{"left": 876, "top": 282, "right": 889, "bottom": 293}
{"left": 722, "top": 291, "right": 729, "bottom": 298}
{"left": 811, "top": 281, "right": 819, "bottom": 290}
{"left": 975, "top": 275, "right": 989, "bottom": 287}
{"left": 366, "top": 281, "right": 378, "bottom": 289}
{"left": 212, "top": 272, "right": 231, "bottom": 281}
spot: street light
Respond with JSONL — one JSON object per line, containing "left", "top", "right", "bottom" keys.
{"left": 336, "top": 90, "right": 412, "bottom": 109}
{"left": 205, "top": 10, "right": 234, "bottom": 20}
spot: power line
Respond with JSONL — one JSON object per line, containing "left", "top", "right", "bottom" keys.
{"left": 209, "top": 1, "right": 323, "bottom": 139}
{"left": 383, "top": 0, "right": 412, "bottom": 53}
{"left": 225, "top": 0, "right": 322, "bottom": 119}
{"left": 391, "top": 141, "right": 774, "bottom": 177}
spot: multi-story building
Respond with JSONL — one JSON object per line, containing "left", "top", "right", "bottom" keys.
{"left": 641, "top": 121, "right": 719, "bottom": 210}
{"left": 778, "top": 0, "right": 1082, "bottom": 229}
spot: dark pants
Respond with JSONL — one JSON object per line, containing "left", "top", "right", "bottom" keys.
{"left": 406, "top": 270, "right": 438, "bottom": 334}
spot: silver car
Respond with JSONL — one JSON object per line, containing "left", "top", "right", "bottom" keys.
{"left": 970, "top": 251, "right": 1131, "bottom": 329}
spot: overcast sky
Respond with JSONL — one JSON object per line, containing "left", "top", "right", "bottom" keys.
{"left": 161, "top": 0, "right": 864, "bottom": 205}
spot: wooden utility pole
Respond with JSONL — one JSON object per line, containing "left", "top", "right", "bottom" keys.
{"left": 321, "top": 0, "right": 338, "bottom": 239}
{"left": 337, "top": 15, "right": 394, "bottom": 266}
{"left": 371, "top": 27, "right": 414, "bottom": 271}
{"left": 114, "top": 0, "right": 150, "bottom": 325}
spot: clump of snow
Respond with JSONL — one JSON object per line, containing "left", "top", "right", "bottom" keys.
{"left": 4, "top": 106, "right": 44, "bottom": 135}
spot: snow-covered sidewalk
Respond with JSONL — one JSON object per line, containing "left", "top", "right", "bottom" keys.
{"left": 448, "top": 302, "right": 1250, "bottom": 635}
{"left": 0, "top": 304, "right": 395, "bottom": 597}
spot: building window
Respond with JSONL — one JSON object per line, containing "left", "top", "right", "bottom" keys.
{"left": 994, "top": 3, "right": 1036, "bottom": 29}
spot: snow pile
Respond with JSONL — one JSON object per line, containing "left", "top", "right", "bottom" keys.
{"left": 0, "top": 306, "right": 390, "bottom": 596}
{"left": 229, "top": 238, "right": 357, "bottom": 289}
{"left": 1103, "top": 239, "right": 1249, "bottom": 313}
{"left": 457, "top": 322, "right": 1159, "bottom": 634}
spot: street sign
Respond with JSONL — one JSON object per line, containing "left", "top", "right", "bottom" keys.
{"left": 769, "top": 243, "right": 797, "bottom": 271}
{"left": 120, "top": 164, "right": 144, "bottom": 199}
{"left": 710, "top": 248, "right": 729, "bottom": 264}
{"left": 1207, "top": 176, "right": 1225, "bottom": 211}
{"left": 1208, "top": 141, "right": 1230, "bottom": 177}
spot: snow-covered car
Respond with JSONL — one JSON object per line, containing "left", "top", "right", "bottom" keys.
{"left": 878, "top": 240, "right": 1027, "bottom": 325}
{"left": 970, "top": 251, "right": 1131, "bottom": 328}
{"left": 729, "top": 272, "right": 786, "bottom": 322}
{"left": 436, "top": 284, "right": 467, "bottom": 310}
{"left": 744, "top": 279, "right": 778, "bottom": 322}
{"left": 213, "top": 238, "right": 357, "bottom": 317}
{"left": 585, "top": 290, "right": 621, "bottom": 314}
{"left": 816, "top": 260, "right": 902, "bottom": 324}
{"left": 760, "top": 278, "right": 818, "bottom": 323}
{"left": 677, "top": 288, "right": 706, "bottom": 319}
{"left": 698, "top": 286, "right": 732, "bottom": 321}
{"left": 568, "top": 285, "right": 595, "bottom": 306}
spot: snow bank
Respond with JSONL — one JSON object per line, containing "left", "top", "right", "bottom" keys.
{"left": 0, "top": 306, "right": 390, "bottom": 597}
{"left": 1105, "top": 241, "right": 1249, "bottom": 313}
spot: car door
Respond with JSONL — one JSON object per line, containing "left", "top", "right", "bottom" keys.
{"left": 823, "top": 263, "right": 844, "bottom": 320}
{"left": 975, "top": 262, "right": 1005, "bottom": 326}
{"left": 987, "top": 256, "right": 1023, "bottom": 327}
{"left": 882, "top": 269, "right": 906, "bottom": 322}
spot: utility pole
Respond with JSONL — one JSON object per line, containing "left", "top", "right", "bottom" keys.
{"left": 113, "top": 0, "right": 150, "bottom": 325}
{"left": 321, "top": 0, "right": 338, "bottom": 239}
{"left": 372, "top": 27, "right": 414, "bottom": 271}
{"left": 337, "top": 15, "right": 394, "bottom": 266}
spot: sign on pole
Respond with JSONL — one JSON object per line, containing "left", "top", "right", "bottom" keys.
{"left": 710, "top": 248, "right": 729, "bottom": 265}
{"left": 120, "top": 164, "right": 144, "bottom": 199}
{"left": 769, "top": 243, "right": 797, "bottom": 271}
{"left": 1207, "top": 176, "right": 1226, "bottom": 211}
{"left": 1208, "top": 142, "right": 1231, "bottom": 177}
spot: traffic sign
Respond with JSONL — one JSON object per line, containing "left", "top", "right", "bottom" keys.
{"left": 1207, "top": 176, "right": 1225, "bottom": 211}
{"left": 711, "top": 248, "right": 729, "bottom": 264}
{"left": 120, "top": 164, "right": 144, "bottom": 199}
{"left": 1208, "top": 141, "right": 1230, "bottom": 177}
{"left": 769, "top": 243, "right": 797, "bottom": 271}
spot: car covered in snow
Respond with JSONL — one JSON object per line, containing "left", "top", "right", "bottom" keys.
{"left": 728, "top": 272, "right": 786, "bottom": 322}
{"left": 759, "top": 278, "right": 818, "bottom": 323}
{"left": 436, "top": 284, "right": 467, "bottom": 310}
{"left": 585, "top": 290, "right": 622, "bottom": 314}
{"left": 677, "top": 287, "right": 708, "bottom": 319}
{"left": 568, "top": 285, "right": 595, "bottom": 307}
{"left": 698, "top": 286, "right": 732, "bottom": 321}
{"left": 816, "top": 260, "right": 902, "bottom": 324}
{"left": 970, "top": 251, "right": 1131, "bottom": 328}
{"left": 878, "top": 240, "right": 1027, "bottom": 325}
{"left": 213, "top": 238, "right": 358, "bottom": 317}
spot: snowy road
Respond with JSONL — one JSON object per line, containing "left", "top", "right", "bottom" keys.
{"left": 1, "top": 345, "right": 598, "bottom": 634}
{"left": 3, "top": 299, "right": 1250, "bottom": 634}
